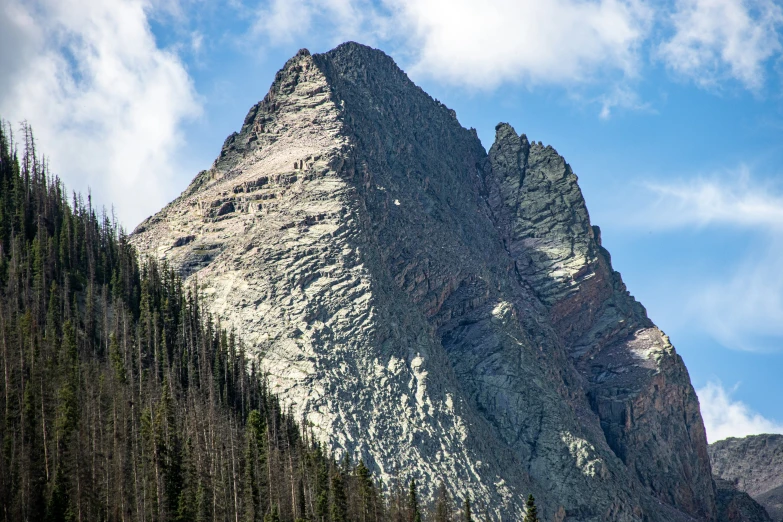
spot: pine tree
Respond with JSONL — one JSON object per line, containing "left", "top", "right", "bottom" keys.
{"left": 264, "top": 504, "right": 281, "bottom": 522}
{"left": 356, "top": 459, "right": 374, "bottom": 522}
{"left": 524, "top": 494, "right": 539, "bottom": 522}
{"left": 244, "top": 410, "right": 266, "bottom": 521}
{"left": 331, "top": 470, "right": 348, "bottom": 522}
{"left": 315, "top": 447, "right": 330, "bottom": 522}
{"left": 408, "top": 479, "right": 422, "bottom": 522}
{"left": 434, "top": 481, "right": 451, "bottom": 522}
{"left": 296, "top": 478, "right": 306, "bottom": 522}
{"left": 176, "top": 440, "right": 198, "bottom": 522}
{"left": 463, "top": 495, "right": 472, "bottom": 522}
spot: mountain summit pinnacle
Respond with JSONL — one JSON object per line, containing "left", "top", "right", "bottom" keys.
{"left": 132, "top": 43, "right": 719, "bottom": 521}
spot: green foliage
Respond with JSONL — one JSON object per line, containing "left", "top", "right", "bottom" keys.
{"left": 330, "top": 470, "right": 347, "bottom": 522}
{"left": 55, "top": 380, "right": 78, "bottom": 440}
{"left": 524, "top": 494, "right": 540, "bottom": 522}
{"left": 245, "top": 409, "right": 269, "bottom": 521}
{"left": 409, "top": 479, "right": 422, "bottom": 522}
{"left": 109, "top": 333, "right": 126, "bottom": 383}
{"left": 434, "top": 482, "right": 451, "bottom": 522}
{"left": 357, "top": 459, "right": 375, "bottom": 520}
{"left": 265, "top": 505, "right": 281, "bottom": 522}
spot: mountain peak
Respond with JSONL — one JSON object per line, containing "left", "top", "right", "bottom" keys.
{"left": 323, "top": 40, "right": 387, "bottom": 57}
{"left": 131, "top": 42, "right": 719, "bottom": 521}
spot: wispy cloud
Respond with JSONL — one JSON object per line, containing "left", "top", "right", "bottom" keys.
{"left": 598, "top": 84, "right": 655, "bottom": 119}
{"left": 692, "top": 236, "right": 783, "bottom": 352}
{"left": 251, "top": 0, "right": 387, "bottom": 47}
{"left": 0, "top": 0, "right": 201, "bottom": 229}
{"left": 641, "top": 167, "right": 783, "bottom": 229}
{"left": 697, "top": 381, "right": 783, "bottom": 442}
{"left": 627, "top": 169, "right": 783, "bottom": 352}
{"left": 659, "top": 0, "right": 783, "bottom": 90}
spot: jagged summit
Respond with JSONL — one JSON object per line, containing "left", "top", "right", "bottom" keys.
{"left": 132, "top": 43, "right": 724, "bottom": 521}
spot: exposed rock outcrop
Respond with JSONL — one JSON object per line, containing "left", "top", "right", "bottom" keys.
{"left": 132, "top": 42, "right": 718, "bottom": 521}
{"left": 714, "top": 479, "right": 774, "bottom": 522}
{"left": 484, "top": 124, "right": 715, "bottom": 520}
{"left": 710, "top": 435, "right": 783, "bottom": 521}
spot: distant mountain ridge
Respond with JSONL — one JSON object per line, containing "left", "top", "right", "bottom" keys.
{"left": 711, "top": 434, "right": 783, "bottom": 521}
{"left": 130, "top": 42, "right": 763, "bottom": 521}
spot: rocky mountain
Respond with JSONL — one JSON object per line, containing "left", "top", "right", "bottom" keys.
{"left": 714, "top": 479, "right": 774, "bottom": 522}
{"left": 710, "top": 435, "right": 783, "bottom": 521}
{"left": 132, "top": 42, "right": 728, "bottom": 520}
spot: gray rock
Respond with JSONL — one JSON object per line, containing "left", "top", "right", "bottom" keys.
{"left": 132, "top": 42, "right": 717, "bottom": 521}
{"left": 710, "top": 435, "right": 783, "bottom": 521}
{"left": 484, "top": 124, "right": 715, "bottom": 520}
{"left": 714, "top": 478, "right": 773, "bottom": 522}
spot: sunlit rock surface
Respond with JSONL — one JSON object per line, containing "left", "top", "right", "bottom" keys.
{"left": 132, "top": 42, "right": 725, "bottom": 521}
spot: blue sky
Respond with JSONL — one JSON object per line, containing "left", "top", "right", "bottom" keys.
{"left": 3, "top": 0, "right": 783, "bottom": 441}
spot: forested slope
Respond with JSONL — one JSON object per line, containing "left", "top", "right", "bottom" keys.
{"left": 0, "top": 122, "right": 459, "bottom": 522}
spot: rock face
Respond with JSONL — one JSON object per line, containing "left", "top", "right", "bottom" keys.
{"left": 484, "top": 125, "right": 715, "bottom": 519}
{"left": 710, "top": 435, "right": 783, "bottom": 521}
{"left": 132, "top": 43, "right": 717, "bottom": 521}
{"left": 714, "top": 479, "right": 773, "bottom": 522}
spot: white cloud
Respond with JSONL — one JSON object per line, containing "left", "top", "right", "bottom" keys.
{"left": 659, "top": 0, "right": 783, "bottom": 89}
{"left": 598, "top": 83, "right": 654, "bottom": 119}
{"left": 384, "top": 0, "right": 653, "bottom": 89}
{"left": 640, "top": 167, "right": 783, "bottom": 229}
{"left": 692, "top": 236, "right": 783, "bottom": 352}
{"left": 253, "top": 0, "right": 310, "bottom": 42}
{"left": 248, "top": 0, "right": 653, "bottom": 90}
{"left": 251, "top": 0, "right": 384, "bottom": 46}
{"left": 629, "top": 170, "right": 783, "bottom": 352}
{"left": 0, "top": 0, "right": 200, "bottom": 229}
{"left": 246, "top": 0, "right": 783, "bottom": 110}
{"left": 191, "top": 31, "right": 204, "bottom": 55}
{"left": 697, "top": 381, "right": 783, "bottom": 442}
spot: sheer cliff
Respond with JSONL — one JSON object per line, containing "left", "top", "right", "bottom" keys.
{"left": 711, "top": 435, "right": 783, "bottom": 521}
{"left": 132, "top": 43, "right": 717, "bottom": 521}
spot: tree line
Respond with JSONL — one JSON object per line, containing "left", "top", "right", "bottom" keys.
{"left": 0, "top": 121, "right": 542, "bottom": 522}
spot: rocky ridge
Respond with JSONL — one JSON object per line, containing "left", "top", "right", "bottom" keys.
{"left": 714, "top": 479, "right": 774, "bottom": 522}
{"left": 710, "top": 435, "right": 783, "bottom": 521}
{"left": 133, "top": 42, "right": 723, "bottom": 520}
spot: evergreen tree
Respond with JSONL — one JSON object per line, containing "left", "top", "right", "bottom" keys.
{"left": 331, "top": 470, "right": 348, "bottom": 522}
{"left": 245, "top": 409, "right": 268, "bottom": 521}
{"left": 524, "top": 494, "right": 540, "bottom": 522}
{"left": 176, "top": 440, "right": 198, "bottom": 522}
{"left": 434, "top": 482, "right": 450, "bottom": 522}
{"left": 463, "top": 495, "right": 472, "bottom": 522}
{"left": 408, "top": 479, "right": 422, "bottom": 522}
{"left": 265, "top": 504, "right": 281, "bottom": 522}
{"left": 315, "top": 447, "right": 330, "bottom": 522}
{"left": 356, "top": 459, "right": 375, "bottom": 522}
